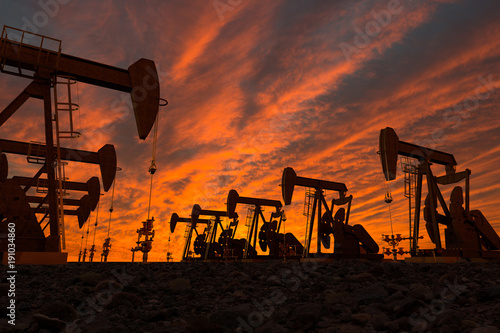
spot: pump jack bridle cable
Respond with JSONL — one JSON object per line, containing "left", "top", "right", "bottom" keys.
{"left": 147, "top": 111, "right": 159, "bottom": 220}
{"left": 386, "top": 182, "right": 395, "bottom": 237}
{"left": 107, "top": 175, "right": 117, "bottom": 239}
{"left": 91, "top": 201, "right": 100, "bottom": 249}
{"left": 147, "top": 98, "right": 167, "bottom": 220}
{"left": 381, "top": 145, "right": 395, "bottom": 237}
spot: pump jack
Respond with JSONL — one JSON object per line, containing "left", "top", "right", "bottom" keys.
{"left": 281, "top": 167, "right": 381, "bottom": 259}
{"left": 227, "top": 189, "right": 303, "bottom": 259}
{"left": 379, "top": 127, "right": 500, "bottom": 260}
{"left": 189, "top": 204, "right": 246, "bottom": 260}
{"left": 0, "top": 26, "right": 160, "bottom": 264}
{"left": 170, "top": 212, "right": 211, "bottom": 261}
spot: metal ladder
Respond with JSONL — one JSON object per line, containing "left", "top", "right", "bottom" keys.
{"left": 54, "top": 75, "right": 81, "bottom": 138}
{"left": 401, "top": 156, "right": 418, "bottom": 250}
{"left": 27, "top": 141, "right": 46, "bottom": 164}
{"left": 245, "top": 206, "right": 255, "bottom": 254}
{"left": 303, "top": 187, "right": 315, "bottom": 253}
{"left": 33, "top": 162, "right": 67, "bottom": 195}
{"left": 35, "top": 178, "right": 49, "bottom": 194}
{"left": 203, "top": 220, "right": 215, "bottom": 259}
{"left": 184, "top": 225, "right": 191, "bottom": 238}
{"left": 52, "top": 75, "right": 81, "bottom": 250}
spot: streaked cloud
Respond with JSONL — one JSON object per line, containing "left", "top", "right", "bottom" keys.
{"left": 1, "top": 0, "right": 499, "bottom": 261}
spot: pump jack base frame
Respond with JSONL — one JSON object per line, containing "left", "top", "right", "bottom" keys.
{"left": 301, "top": 253, "right": 384, "bottom": 262}
{"left": 2, "top": 251, "right": 68, "bottom": 265}
{"left": 241, "top": 255, "right": 302, "bottom": 263}
{"left": 181, "top": 255, "right": 304, "bottom": 262}
{"left": 405, "top": 249, "right": 500, "bottom": 263}
{"left": 183, "top": 254, "right": 384, "bottom": 262}
{"left": 181, "top": 257, "right": 205, "bottom": 263}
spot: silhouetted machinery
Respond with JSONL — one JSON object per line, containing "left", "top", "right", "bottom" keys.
{"left": 131, "top": 218, "right": 155, "bottom": 263}
{"left": 227, "top": 189, "right": 303, "bottom": 259}
{"left": 190, "top": 204, "right": 247, "bottom": 260}
{"left": 281, "top": 167, "right": 381, "bottom": 259}
{"left": 0, "top": 26, "right": 160, "bottom": 263}
{"left": 379, "top": 127, "right": 500, "bottom": 260}
{"left": 101, "top": 237, "right": 111, "bottom": 262}
{"left": 170, "top": 212, "right": 212, "bottom": 261}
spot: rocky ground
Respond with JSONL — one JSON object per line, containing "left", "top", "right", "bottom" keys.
{"left": 1, "top": 259, "right": 500, "bottom": 332}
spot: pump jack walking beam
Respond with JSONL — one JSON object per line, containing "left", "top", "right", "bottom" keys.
{"left": 1, "top": 139, "right": 116, "bottom": 191}
{"left": 0, "top": 56, "right": 158, "bottom": 139}
{"left": 0, "top": 27, "right": 159, "bottom": 139}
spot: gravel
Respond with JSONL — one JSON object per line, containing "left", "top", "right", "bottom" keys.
{"left": 1, "top": 260, "right": 500, "bottom": 332}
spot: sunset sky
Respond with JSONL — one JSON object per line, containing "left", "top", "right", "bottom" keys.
{"left": 1, "top": 0, "right": 499, "bottom": 262}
